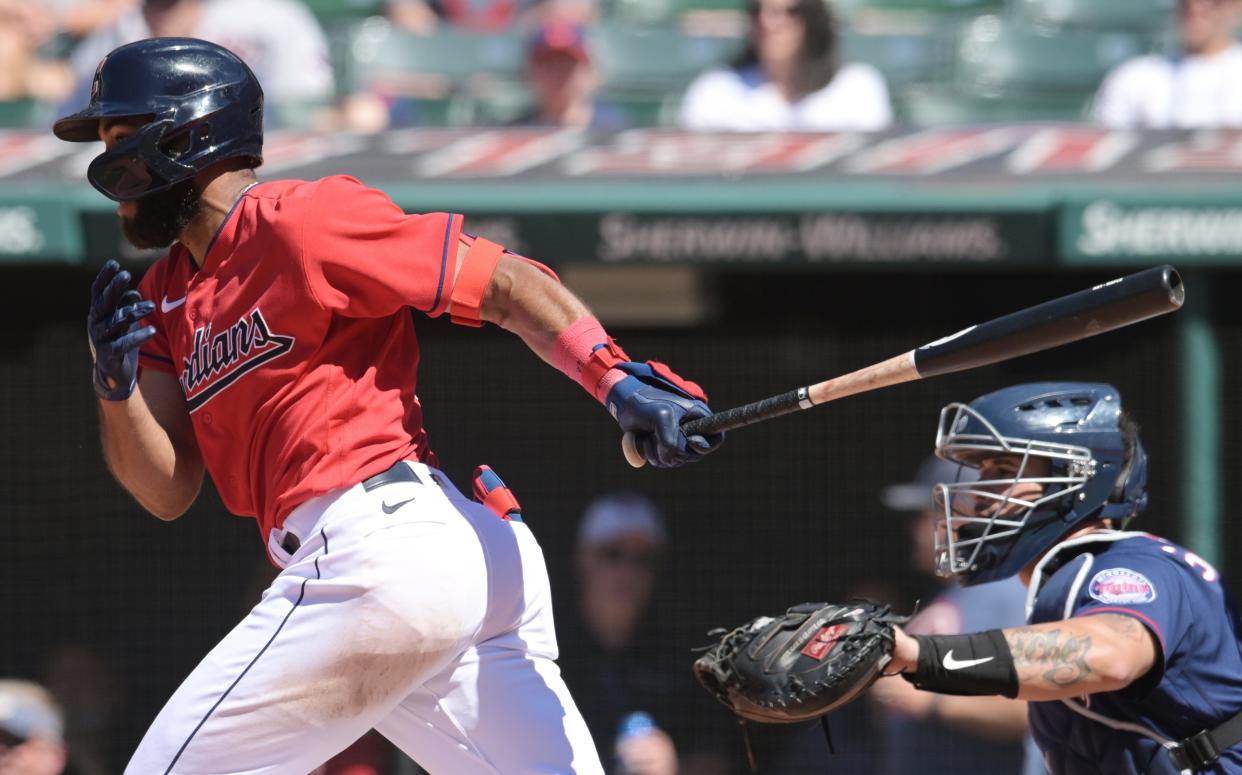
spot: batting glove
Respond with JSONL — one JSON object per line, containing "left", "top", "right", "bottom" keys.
{"left": 606, "top": 361, "right": 725, "bottom": 468}
{"left": 88, "top": 260, "right": 156, "bottom": 401}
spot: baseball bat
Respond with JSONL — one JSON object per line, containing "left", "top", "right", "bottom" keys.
{"left": 622, "top": 264, "right": 1184, "bottom": 468}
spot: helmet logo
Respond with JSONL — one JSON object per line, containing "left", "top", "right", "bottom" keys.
{"left": 91, "top": 55, "right": 108, "bottom": 102}
{"left": 953, "top": 413, "right": 969, "bottom": 434}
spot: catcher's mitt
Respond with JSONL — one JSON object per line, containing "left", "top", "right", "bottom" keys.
{"left": 693, "top": 600, "right": 907, "bottom": 724}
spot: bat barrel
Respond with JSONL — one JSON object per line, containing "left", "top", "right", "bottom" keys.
{"left": 671, "top": 265, "right": 1182, "bottom": 450}
{"left": 912, "top": 265, "right": 1183, "bottom": 379}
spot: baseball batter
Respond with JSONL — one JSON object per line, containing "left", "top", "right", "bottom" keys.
{"left": 59, "top": 38, "right": 723, "bottom": 774}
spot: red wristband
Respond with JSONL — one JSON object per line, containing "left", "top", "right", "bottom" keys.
{"left": 552, "top": 316, "right": 630, "bottom": 403}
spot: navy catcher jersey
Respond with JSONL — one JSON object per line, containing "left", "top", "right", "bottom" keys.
{"left": 1026, "top": 531, "right": 1242, "bottom": 774}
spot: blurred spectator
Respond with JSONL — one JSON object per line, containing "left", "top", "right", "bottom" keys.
{"left": 0, "top": 2, "right": 73, "bottom": 104}
{"left": 0, "top": 679, "right": 66, "bottom": 775}
{"left": 65, "top": 0, "right": 334, "bottom": 125}
{"left": 867, "top": 456, "right": 1044, "bottom": 775}
{"left": 1093, "top": 0, "right": 1242, "bottom": 128}
{"left": 42, "top": 645, "right": 125, "bottom": 775}
{"left": 387, "top": 0, "right": 441, "bottom": 33}
{"left": 678, "top": 0, "right": 890, "bottom": 131}
{"left": 509, "top": 20, "right": 626, "bottom": 129}
{"left": 53, "top": 0, "right": 138, "bottom": 39}
{"left": 557, "top": 493, "right": 728, "bottom": 775}
{"left": 560, "top": 493, "right": 678, "bottom": 775}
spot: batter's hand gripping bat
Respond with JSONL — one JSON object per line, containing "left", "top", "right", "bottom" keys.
{"left": 623, "top": 265, "right": 1184, "bottom": 468}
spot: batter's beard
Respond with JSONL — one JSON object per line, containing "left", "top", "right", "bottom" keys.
{"left": 120, "top": 179, "right": 202, "bottom": 250}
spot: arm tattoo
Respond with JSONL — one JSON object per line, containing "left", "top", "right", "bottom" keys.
{"left": 1004, "top": 627, "right": 1093, "bottom": 687}
{"left": 1092, "top": 613, "right": 1146, "bottom": 642}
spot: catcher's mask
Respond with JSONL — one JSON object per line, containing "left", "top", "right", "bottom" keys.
{"left": 932, "top": 382, "right": 1147, "bottom": 585}
{"left": 53, "top": 37, "right": 264, "bottom": 202}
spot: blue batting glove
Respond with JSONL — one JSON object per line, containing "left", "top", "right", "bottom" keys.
{"left": 88, "top": 260, "right": 156, "bottom": 401}
{"left": 606, "top": 361, "right": 725, "bottom": 468}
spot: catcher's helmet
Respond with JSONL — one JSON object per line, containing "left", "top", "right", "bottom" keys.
{"left": 54, "top": 37, "right": 263, "bottom": 201}
{"left": 932, "top": 382, "right": 1147, "bottom": 585}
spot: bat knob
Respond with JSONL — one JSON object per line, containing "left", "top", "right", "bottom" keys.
{"left": 621, "top": 432, "right": 646, "bottom": 468}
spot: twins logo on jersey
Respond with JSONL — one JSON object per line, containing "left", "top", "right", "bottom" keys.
{"left": 1088, "top": 568, "right": 1157, "bottom": 604}
{"left": 180, "top": 308, "right": 294, "bottom": 412}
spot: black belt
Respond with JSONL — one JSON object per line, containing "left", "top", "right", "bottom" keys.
{"left": 281, "top": 462, "right": 439, "bottom": 555}
{"left": 361, "top": 461, "right": 424, "bottom": 491}
{"left": 1169, "top": 709, "right": 1242, "bottom": 772}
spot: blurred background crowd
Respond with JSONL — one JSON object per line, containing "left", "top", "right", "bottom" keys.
{"left": 3, "top": 1, "right": 1240, "bottom": 774}
{"left": 2, "top": 477, "right": 1051, "bottom": 775}
{"left": 1, "top": 0, "right": 1241, "bottom": 135}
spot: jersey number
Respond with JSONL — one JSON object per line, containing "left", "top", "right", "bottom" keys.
{"left": 1161, "top": 544, "right": 1219, "bottom": 582}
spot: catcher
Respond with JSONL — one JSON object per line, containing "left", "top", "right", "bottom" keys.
{"left": 695, "top": 382, "right": 1242, "bottom": 774}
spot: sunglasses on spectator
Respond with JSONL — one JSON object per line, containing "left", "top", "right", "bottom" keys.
{"left": 0, "top": 728, "right": 27, "bottom": 747}
{"left": 596, "top": 545, "right": 659, "bottom": 570}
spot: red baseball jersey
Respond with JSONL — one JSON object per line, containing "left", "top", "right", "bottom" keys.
{"left": 136, "top": 175, "right": 463, "bottom": 545}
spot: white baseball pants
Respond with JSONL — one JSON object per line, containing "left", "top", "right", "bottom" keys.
{"left": 125, "top": 461, "right": 604, "bottom": 775}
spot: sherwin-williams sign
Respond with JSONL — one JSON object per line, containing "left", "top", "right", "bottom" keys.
{"left": 1063, "top": 199, "right": 1242, "bottom": 264}
{"left": 0, "top": 196, "right": 81, "bottom": 262}
{"left": 588, "top": 212, "right": 1036, "bottom": 264}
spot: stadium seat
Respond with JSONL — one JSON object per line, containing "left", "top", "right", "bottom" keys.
{"left": 898, "top": 15, "right": 1145, "bottom": 125}
{"left": 349, "top": 19, "right": 525, "bottom": 89}
{"left": 323, "top": 18, "right": 361, "bottom": 98}
{"left": 438, "top": 25, "right": 738, "bottom": 127}
{"left": 1013, "top": 0, "right": 1174, "bottom": 33}
{"left": 303, "top": 0, "right": 387, "bottom": 20}
{"left": 596, "top": 91, "right": 681, "bottom": 126}
{"left": 954, "top": 16, "right": 1142, "bottom": 98}
{"left": 674, "top": 0, "right": 748, "bottom": 36}
{"left": 589, "top": 27, "right": 743, "bottom": 126}
{"left": 607, "top": 0, "right": 747, "bottom": 32}
{"left": 833, "top": 0, "right": 1003, "bottom": 26}
{"left": 463, "top": 85, "right": 535, "bottom": 125}
{"left": 840, "top": 29, "right": 945, "bottom": 89}
{"left": 899, "top": 86, "right": 1091, "bottom": 124}
{"left": 346, "top": 19, "right": 525, "bottom": 124}
{"left": 673, "top": 0, "right": 747, "bottom": 14}
{"left": 608, "top": 0, "right": 680, "bottom": 26}
{"left": 838, "top": 0, "right": 1000, "bottom": 11}
{"left": 590, "top": 26, "right": 743, "bottom": 90}
{"left": 265, "top": 100, "right": 336, "bottom": 130}
{"left": 465, "top": 86, "right": 674, "bottom": 127}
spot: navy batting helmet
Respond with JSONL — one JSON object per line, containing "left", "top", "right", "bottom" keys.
{"left": 931, "top": 382, "right": 1147, "bottom": 585}
{"left": 54, "top": 37, "right": 263, "bottom": 201}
